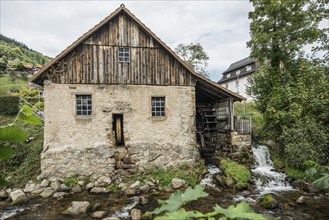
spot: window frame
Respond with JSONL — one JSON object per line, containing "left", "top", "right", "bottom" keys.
{"left": 245, "top": 65, "right": 252, "bottom": 71}
{"left": 76, "top": 94, "right": 92, "bottom": 116}
{"left": 118, "top": 47, "right": 130, "bottom": 62}
{"left": 151, "top": 96, "right": 166, "bottom": 117}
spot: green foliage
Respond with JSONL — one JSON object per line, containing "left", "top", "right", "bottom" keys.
{"left": 248, "top": 0, "right": 328, "bottom": 66}
{"left": 175, "top": 43, "right": 209, "bottom": 77}
{"left": 107, "top": 183, "right": 119, "bottom": 193}
{"left": 138, "top": 164, "right": 205, "bottom": 187}
{"left": 19, "top": 87, "right": 42, "bottom": 105}
{"left": 0, "top": 75, "right": 28, "bottom": 95}
{"left": 303, "top": 160, "right": 329, "bottom": 189}
{"left": 0, "top": 121, "right": 43, "bottom": 187}
{"left": 18, "top": 105, "right": 43, "bottom": 125}
{"left": 281, "top": 118, "right": 329, "bottom": 168}
{"left": 34, "top": 101, "right": 44, "bottom": 111}
{"left": 145, "top": 185, "right": 266, "bottom": 220}
{"left": 0, "top": 104, "right": 43, "bottom": 187}
{"left": 0, "top": 34, "right": 51, "bottom": 66}
{"left": 0, "top": 126, "right": 27, "bottom": 142}
{"left": 145, "top": 185, "right": 209, "bottom": 217}
{"left": 0, "top": 95, "right": 19, "bottom": 116}
{"left": 284, "top": 167, "right": 305, "bottom": 179}
{"left": 0, "top": 145, "right": 13, "bottom": 160}
{"left": 63, "top": 175, "right": 79, "bottom": 187}
{"left": 247, "top": 0, "right": 329, "bottom": 171}
{"left": 220, "top": 159, "right": 252, "bottom": 189}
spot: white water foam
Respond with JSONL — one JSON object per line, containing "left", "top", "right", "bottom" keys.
{"left": 252, "top": 145, "right": 293, "bottom": 194}
{"left": 200, "top": 164, "right": 221, "bottom": 190}
{"left": 113, "top": 196, "right": 139, "bottom": 219}
{"left": 0, "top": 207, "right": 25, "bottom": 220}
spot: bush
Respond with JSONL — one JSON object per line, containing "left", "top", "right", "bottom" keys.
{"left": 281, "top": 119, "right": 329, "bottom": 168}
{"left": 19, "top": 87, "right": 41, "bottom": 105}
{"left": 0, "top": 95, "right": 19, "bottom": 116}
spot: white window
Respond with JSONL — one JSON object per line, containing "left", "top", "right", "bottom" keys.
{"left": 246, "top": 65, "right": 252, "bottom": 71}
{"left": 76, "top": 95, "right": 92, "bottom": 116}
{"left": 236, "top": 69, "right": 241, "bottom": 75}
{"left": 226, "top": 73, "right": 231, "bottom": 78}
{"left": 152, "top": 97, "right": 165, "bottom": 117}
{"left": 118, "top": 47, "right": 130, "bottom": 62}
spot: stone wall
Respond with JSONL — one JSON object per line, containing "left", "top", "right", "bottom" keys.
{"left": 41, "top": 83, "right": 199, "bottom": 178}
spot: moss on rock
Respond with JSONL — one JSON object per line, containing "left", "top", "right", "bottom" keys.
{"left": 219, "top": 159, "right": 252, "bottom": 189}
{"left": 259, "top": 194, "right": 279, "bottom": 209}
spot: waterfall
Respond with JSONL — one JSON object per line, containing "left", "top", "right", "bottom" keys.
{"left": 200, "top": 164, "right": 221, "bottom": 190}
{"left": 251, "top": 145, "right": 293, "bottom": 194}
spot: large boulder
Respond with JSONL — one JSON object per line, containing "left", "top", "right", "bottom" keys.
{"left": 64, "top": 201, "right": 91, "bottom": 216}
{"left": 10, "top": 189, "right": 28, "bottom": 204}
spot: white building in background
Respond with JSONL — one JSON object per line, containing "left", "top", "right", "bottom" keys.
{"left": 218, "top": 57, "right": 258, "bottom": 102}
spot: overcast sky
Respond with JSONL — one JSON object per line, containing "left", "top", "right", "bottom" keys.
{"left": 0, "top": 0, "right": 252, "bottom": 81}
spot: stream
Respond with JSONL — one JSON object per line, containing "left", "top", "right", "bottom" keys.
{"left": 1, "top": 145, "right": 328, "bottom": 219}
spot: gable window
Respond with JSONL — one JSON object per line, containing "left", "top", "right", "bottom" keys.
{"left": 226, "top": 73, "right": 231, "bottom": 78}
{"left": 236, "top": 69, "right": 241, "bottom": 75}
{"left": 151, "top": 97, "right": 165, "bottom": 117}
{"left": 76, "top": 95, "right": 92, "bottom": 116}
{"left": 246, "top": 65, "right": 252, "bottom": 71}
{"left": 118, "top": 47, "right": 130, "bottom": 62}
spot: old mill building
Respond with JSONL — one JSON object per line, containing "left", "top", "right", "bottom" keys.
{"left": 30, "top": 5, "right": 246, "bottom": 178}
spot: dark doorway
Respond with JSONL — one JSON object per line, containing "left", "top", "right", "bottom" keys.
{"left": 112, "top": 114, "right": 124, "bottom": 146}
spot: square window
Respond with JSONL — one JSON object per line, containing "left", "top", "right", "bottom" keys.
{"left": 76, "top": 95, "right": 92, "bottom": 116}
{"left": 118, "top": 47, "right": 130, "bottom": 62}
{"left": 151, "top": 97, "right": 165, "bottom": 117}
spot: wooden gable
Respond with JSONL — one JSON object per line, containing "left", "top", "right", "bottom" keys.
{"left": 30, "top": 5, "right": 245, "bottom": 101}
{"left": 32, "top": 8, "right": 195, "bottom": 86}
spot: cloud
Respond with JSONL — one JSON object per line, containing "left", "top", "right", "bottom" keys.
{"left": 1, "top": 0, "right": 253, "bottom": 81}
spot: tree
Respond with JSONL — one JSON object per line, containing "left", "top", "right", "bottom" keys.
{"left": 247, "top": 0, "right": 329, "bottom": 168}
{"left": 175, "top": 43, "right": 209, "bottom": 77}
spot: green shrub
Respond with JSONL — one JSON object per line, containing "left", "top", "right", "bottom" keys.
{"left": 220, "top": 159, "right": 252, "bottom": 189}
{"left": 0, "top": 122, "right": 43, "bottom": 187}
{"left": 0, "top": 95, "right": 19, "bottom": 115}
{"left": 19, "top": 87, "right": 41, "bottom": 105}
{"left": 281, "top": 118, "right": 329, "bottom": 168}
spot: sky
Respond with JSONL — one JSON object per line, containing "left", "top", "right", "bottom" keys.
{"left": 0, "top": 0, "right": 253, "bottom": 82}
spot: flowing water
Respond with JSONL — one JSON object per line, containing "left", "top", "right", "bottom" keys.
{"left": 251, "top": 144, "right": 293, "bottom": 194}
{"left": 200, "top": 164, "right": 221, "bottom": 190}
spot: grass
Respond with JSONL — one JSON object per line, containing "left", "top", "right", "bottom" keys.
{"left": 220, "top": 159, "right": 252, "bottom": 189}
{"left": 0, "top": 116, "right": 43, "bottom": 188}
{"left": 63, "top": 175, "right": 79, "bottom": 187}
{"left": 285, "top": 167, "right": 305, "bottom": 179}
{"left": 0, "top": 75, "right": 28, "bottom": 95}
{"left": 130, "top": 163, "right": 206, "bottom": 188}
